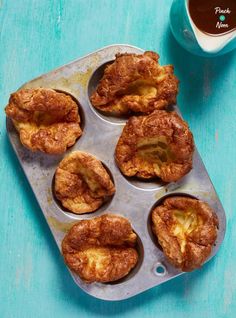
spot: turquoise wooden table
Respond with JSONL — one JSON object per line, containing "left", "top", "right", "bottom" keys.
{"left": 0, "top": 1, "right": 235, "bottom": 317}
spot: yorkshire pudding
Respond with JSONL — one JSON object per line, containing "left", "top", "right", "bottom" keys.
{"left": 62, "top": 214, "right": 138, "bottom": 283}
{"left": 152, "top": 196, "right": 219, "bottom": 271}
{"left": 54, "top": 151, "right": 115, "bottom": 213}
{"left": 115, "top": 110, "right": 194, "bottom": 182}
{"left": 5, "top": 88, "right": 82, "bottom": 154}
{"left": 90, "top": 51, "right": 179, "bottom": 115}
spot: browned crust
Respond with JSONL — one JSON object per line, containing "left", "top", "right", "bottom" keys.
{"left": 54, "top": 151, "right": 115, "bottom": 214}
{"left": 152, "top": 196, "right": 219, "bottom": 271}
{"left": 5, "top": 88, "right": 82, "bottom": 154}
{"left": 62, "top": 214, "right": 138, "bottom": 283}
{"left": 90, "top": 51, "right": 179, "bottom": 115}
{"left": 115, "top": 110, "right": 194, "bottom": 182}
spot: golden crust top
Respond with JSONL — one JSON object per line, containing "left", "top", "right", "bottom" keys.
{"left": 90, "top": 51, "right": 179, "bottom": 115}
{"left": 54, "top": 151, "right": 115, "bottom": 214}
{"left": 5, "top": 88, "right": 82, "bottom": 154}
{"left": 62, "top": 214, "right": 138, "bottom": 283}
{"left": 152, "top": 196, "right": 219, "bottom": 271}
{"left": 115, "top": 110, "right": 194, "bottom": 182}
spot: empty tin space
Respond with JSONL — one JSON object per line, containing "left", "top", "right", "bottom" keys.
{"left": 119, "top": 173, "right": 167, "bottom": 191}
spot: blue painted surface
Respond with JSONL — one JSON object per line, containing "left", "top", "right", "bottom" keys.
{"left": 0, "top": 1, "right": 235, "bottom": 317}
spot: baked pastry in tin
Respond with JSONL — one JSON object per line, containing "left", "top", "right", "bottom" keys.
{"left": 62, "top": 214, "right": 138, "bottom": 283}
{"left": 54, "top": 151, "right": 115, "bottom": 214}
{"left": 90, "top": 51, "right": 178, "bottom": 115}
{"left": 115, "top": 110, "right": 194, "bottom": 182}
{"left": 152, "top": 196, "right": 219, "bottom": 271}
{"left": 5, "top": 88, "right": 82, "bottom": 154}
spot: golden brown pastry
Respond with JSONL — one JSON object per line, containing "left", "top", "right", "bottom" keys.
{"left": 90, "top": 51, "right": 179, "bottom": 115}
{"left": 115, "top": 110, "right": 194, "bottom": 182}
{"left": 5, "top": 88, "right": 82, "bottom": 154}
{"left": 152, "top": 196, "right": 219, "bottom": 272}
{"left": 54, "top": 151, "right": 115, "bottom": 214}
{"left": 62, "top": 214, "right": 138, "bottom": 283}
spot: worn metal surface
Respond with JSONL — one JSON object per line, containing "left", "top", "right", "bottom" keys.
{"left": 6, "top": 45, "right": 226, "bottom": 301}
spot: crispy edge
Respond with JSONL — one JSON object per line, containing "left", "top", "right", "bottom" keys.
{"left": 61, "top": 214, "right": 139, "bottom": 282}
{"left": 54, "top": 151, "right": 115, "bottom": 213}
{"left": 152, "top": 197, "right": 219, "bottom": 271}
{"left": 5, "top": 88, "right": 82, "bottom": 154}
{"left": 115, "top": 110, "right": 194, "bottom": 182}
{"left": 90, "top": 51, "right": 179, "bottom": 115}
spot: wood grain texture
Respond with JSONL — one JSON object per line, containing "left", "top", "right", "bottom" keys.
{"left": 0, "top": 0, "right": 235, "bottom": 317}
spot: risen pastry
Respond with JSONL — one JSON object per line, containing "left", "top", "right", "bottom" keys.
{"left": 115, "top": 110, "right": 194, "bottom": 182}
{"left": 54, "top": 151, "right": 115, "bottom": 213}
{"left": 152, "top": 196, "right": 219, "bottom": 272}
{"left": 90, "top": 51, "right": 179, "bottom": 115}
{"left": 62, "top": 214, "right": 138, "bottom": 283}
{"left": 5, "top": 88, "right": 82, "bottom": 154}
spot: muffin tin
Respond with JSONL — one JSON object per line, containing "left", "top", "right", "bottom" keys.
{"left": 6, "top": 44, "right": 226, "bottom": 301}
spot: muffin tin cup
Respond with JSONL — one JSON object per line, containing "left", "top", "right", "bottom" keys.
{"left": 6, "top": 44, "right": 226, "bottom": 301}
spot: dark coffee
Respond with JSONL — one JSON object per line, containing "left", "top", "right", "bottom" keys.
{"left": 188, "top": 0, "right": 236, "bottom": 35}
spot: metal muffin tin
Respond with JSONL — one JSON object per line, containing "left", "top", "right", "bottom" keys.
{"left": 6, "top": 44, "right": 226, "bottom": 301}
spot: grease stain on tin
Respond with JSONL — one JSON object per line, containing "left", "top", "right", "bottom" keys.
{"left": 47, "top": 216, "right": 77, "bottom": 233}
{"left": 154, "top": 187, "right": 168, "bottom": 199}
